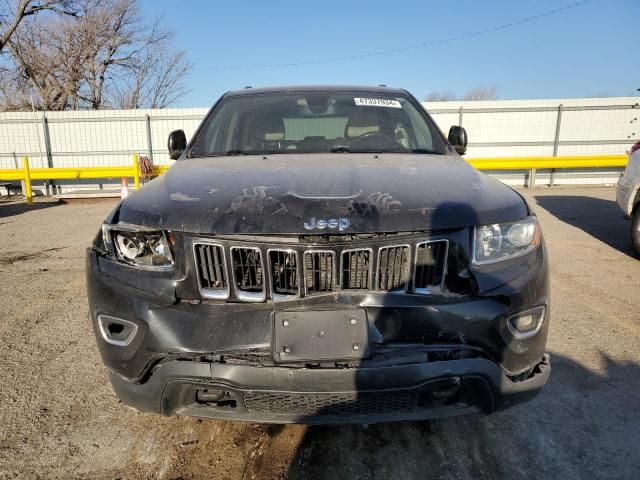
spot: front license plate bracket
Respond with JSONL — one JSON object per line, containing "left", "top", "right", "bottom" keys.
{"left": 272, "top": 310, "right": 368, "bottom": 362}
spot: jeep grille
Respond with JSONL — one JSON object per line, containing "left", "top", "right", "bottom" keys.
{"left": 192, "top": 237, "right": 447, "bottom": 301}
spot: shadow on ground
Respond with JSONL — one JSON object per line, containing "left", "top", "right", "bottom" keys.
{"left": 0, "top": 199, "right": 60, "bottom": 219}
{"left": 168, "top": 352, "right": 640, "bottom": 479}
{"left": 534, "top": 195, "right": 636, "bottom": 257}
{"left": 276, "top": 351, "right": 639, "bottom": 480}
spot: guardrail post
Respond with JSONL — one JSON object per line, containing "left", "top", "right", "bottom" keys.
{"left": 550, "top": 104, "right": 564, "bottom": 186}
{"left": 528, "top": 168, "right": 536, "bottom": 189}
{"left": 23, "top": 156, "right": 33, "bottom": 205}
{"left": 133, "top": 153, "right": 140, "bottom": 189}
{"left": 145, "top": 114, "right": 153, "bottom": 162}
{"left": 458, "top": 106, "right": 463, "bottom": 126}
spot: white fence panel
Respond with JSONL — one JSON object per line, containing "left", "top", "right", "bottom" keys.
{"left": 0, "top": 96, "right": 637, "bottom": 190}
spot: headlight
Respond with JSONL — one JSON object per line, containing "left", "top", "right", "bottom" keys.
{"left": 473, "top": 216, "right": 541, "bottom": 265}
{"left": 102, "top": 223, "right": 174, "bottom": 269}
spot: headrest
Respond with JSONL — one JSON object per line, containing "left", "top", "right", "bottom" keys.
{"left": 345, "top": 108, "right": 385, "bottom": 138}
{"left": 259, "top": 116, "right": 285, "bottom": 141}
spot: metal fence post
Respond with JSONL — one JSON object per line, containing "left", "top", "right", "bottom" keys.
{"left": 528, "top": 168, "right": 536, "bottom": 189}
{"left": 42, "top": 114, "right": 54, "bottom": 195}
{"left": 145, "top": 114, "right": 153, "bottom": 162}
{"left": 13, "top": 152, "right": 26, "bottom": 193}
{"left": 23, "top": 156, "right": 33, "bottom": 205}
{"left": 458, "top": 106, "right": 463, "bottom": 127}
{"left": 550, "top": 104, "right": 564, "bottom": 186}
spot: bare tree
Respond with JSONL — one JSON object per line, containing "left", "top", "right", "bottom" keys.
{"left": 462, "top": 85, "right": 498, "bottom": 101}
{"left": 73, "top": 0, "right": 172, "bottom": 109}
{"left": 0, "top": 0, "right": 78, "bottom": 52}
{"left": 113, "top": 46, "right": 191, "bottom": 109}
{"left": 0, "top": 0, "right": 190, "bottom": 110}
{"left": 1, "top": 15, "right": 80, "bottom": 110}
{"left": 424, "top": 91, "right": 457, "bottom": 102}
{"left": 425, "top": 85, "right": 499, "bottom": 102}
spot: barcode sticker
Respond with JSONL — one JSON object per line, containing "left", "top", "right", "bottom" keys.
{"left": 354, "top": 98, "right": 402, "bottom": 108}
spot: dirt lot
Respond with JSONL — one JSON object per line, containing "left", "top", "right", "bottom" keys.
{"left": 0, "top": 187, "right": 638, "bottom": 480}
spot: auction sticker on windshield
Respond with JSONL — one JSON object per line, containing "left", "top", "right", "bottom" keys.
{"left": 354, "top": 98, "right": 402, "bottom": 108}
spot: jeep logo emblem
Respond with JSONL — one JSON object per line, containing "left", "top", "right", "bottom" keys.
{"left": 304, "top": 217, "right": 350, "bottom": 232}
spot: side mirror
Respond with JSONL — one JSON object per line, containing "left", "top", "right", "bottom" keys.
{"left": 168, "top": 129, "right": 187, "bottom": 160}
{"left": 448, "top": 126, "right": 468, "bottom": 155}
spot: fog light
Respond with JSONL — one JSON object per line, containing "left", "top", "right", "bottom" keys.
{"left": 514, "top": 314, "right": 536, "bottom": 330}
{"left": 97, "top": 314, "right": 138, "bottom": 346}
{"left": 507, "top": 307, "right": 546, "bottom": 339}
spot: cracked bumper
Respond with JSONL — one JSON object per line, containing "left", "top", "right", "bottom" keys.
{"left": 110, "top": 354, "right": 550, "bottom": 424}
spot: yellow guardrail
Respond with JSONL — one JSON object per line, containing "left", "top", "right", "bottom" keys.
{"left": 467, "top": 154, "right": 627, "bottom": 170}
{"left": 0, "top": 154, "right": 629, "bottom": 205}
{"left": 0, "top": 154, "right": 141, "bottom": 204}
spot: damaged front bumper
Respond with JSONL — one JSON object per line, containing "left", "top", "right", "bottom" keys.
{"left": 110, "top": 354, "right": 550, "bottom": 424}
{"left": 86, "top": 236, "right": 551, "bottom": 424}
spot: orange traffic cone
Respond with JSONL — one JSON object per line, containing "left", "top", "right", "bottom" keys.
{"left": 121, "top": 178, "right": 129, "bottom": 198}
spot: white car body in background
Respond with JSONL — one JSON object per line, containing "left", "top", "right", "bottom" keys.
{"left": 617, "top": 144, "right": 640, "bottom": 217}
{"left": 616, "top": 142, "right": 640, "bottom": 255}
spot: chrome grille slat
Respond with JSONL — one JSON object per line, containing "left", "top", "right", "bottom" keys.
{"left": 414, "top": 240, "right": 448, "bottom": 292}
{"left": 211, "top": 248, "right": 224, "bottom": 288}
{"left": 193, "top": 242, "right": 229, "bottom": 299}
{"left": 304, "top": 251, "right": 335, "bottom": 295}
{"left": 231, "top": 247, "right": 265, "bottom": 301}
{"left": 341, "top": 249, "right": 372, "bottom": 290}
{"left": 378, "top": 245, "right": 410, "bottom": 291}
{"left": 269, "top": 249, "right": 299, "bottom": 298}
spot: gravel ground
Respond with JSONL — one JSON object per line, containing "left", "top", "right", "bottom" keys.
{"left": 0, "top": 187, "right": 638, "bottom": 480}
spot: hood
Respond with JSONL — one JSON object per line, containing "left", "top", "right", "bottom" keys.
{"left": 116, "top": 154, "right": 528, "bottom": 235}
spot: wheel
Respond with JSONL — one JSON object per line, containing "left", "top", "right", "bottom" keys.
{"left": 632, "top": 205, "right": 640, "bottom": 257}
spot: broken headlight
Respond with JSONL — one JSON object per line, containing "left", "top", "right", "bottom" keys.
{"left": 102, "top": 224, "right": 174, "bottom": 269}
{"left": 473, "top": 216, "right": 541, "bottom": 265}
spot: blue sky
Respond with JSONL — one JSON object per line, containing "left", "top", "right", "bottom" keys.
{"left": 140, "top": 0, "right": 639, "bottom": 107}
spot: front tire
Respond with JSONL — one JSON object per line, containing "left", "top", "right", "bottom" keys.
{"left": 632, "top": 205, "right": 640, "bottom": 257}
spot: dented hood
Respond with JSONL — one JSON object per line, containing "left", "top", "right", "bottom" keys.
{"left": 116, "top": 153, "right": 528, "bottom": 234}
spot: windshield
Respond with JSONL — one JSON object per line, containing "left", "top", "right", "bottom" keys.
{"left": 189, "top": 92, "right": 447, "bottom": 157}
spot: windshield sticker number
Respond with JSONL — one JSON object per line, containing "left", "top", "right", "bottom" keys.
{"left": 354, "top": 98, "right": 401, "bottom": 108}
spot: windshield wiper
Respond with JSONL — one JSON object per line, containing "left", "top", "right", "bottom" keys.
{"left": 197, "top": 150, "right": 258, "bottom": 157}
{"left": 411, "top": 148, "right": 443, "bottom": 155}
{"left": 201, "top": 147, "right": 444, "bottom": 156}
{"left": 330, "top": 146, "right": 443, "bottom": 155}
{"left": 225, "top": 149, "right": 299, "bottom": 156}
{"left": 225, "top": 149, "right": 248, "bottom": 156}
{"left": 330, "top": 146, "right": 386, "bottom": 153}
{"left": 330, "top": 145, "right": 351, "bottom": 153}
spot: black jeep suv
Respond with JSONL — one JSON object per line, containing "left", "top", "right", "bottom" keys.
{"left": 86, "top": 85, "right": 550, "bottom": 424}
